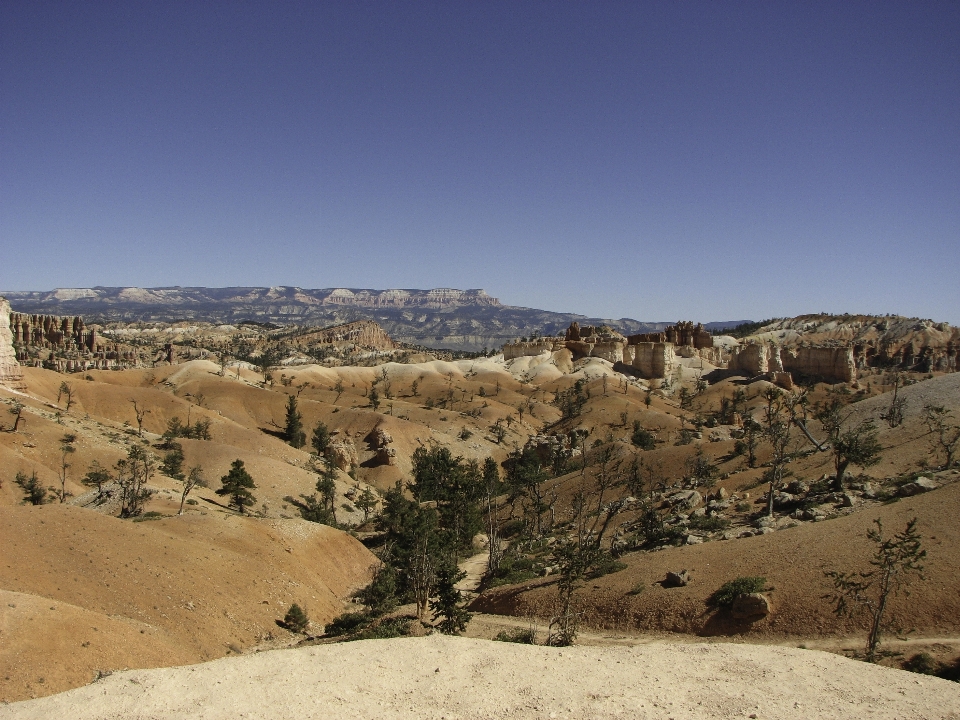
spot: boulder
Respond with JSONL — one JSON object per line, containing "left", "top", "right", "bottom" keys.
{"left": 667, "top": 490, "right": 703, "bottom": 511}
{"left": 731, "top": 593, "right": 771, "bottom": 621}
{"left": 369, "top": 426, "right": 394, "bottom": 448}
{"left": 325, "top": 439, "right": 359, "bottom": 472}
{"left": 663, "top": 570, "right": 690, "bottom": 587}
{"left": 785, "top": 480, "right": 809, "bottom": 495}
{"left": 898, "top": 477, "right": 939, "bottom": 497}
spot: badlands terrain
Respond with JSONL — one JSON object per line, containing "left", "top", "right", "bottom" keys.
{"left": 1, "top": 294, "right": 959, "bottom": 717}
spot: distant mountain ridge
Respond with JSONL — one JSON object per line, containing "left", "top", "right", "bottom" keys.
{"left": 1, "top": 286, "right": 750, "bottom": 351}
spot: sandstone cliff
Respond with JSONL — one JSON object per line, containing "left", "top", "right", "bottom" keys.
{"left": 504, "top": 322, "right": 698, "bottom": 378}
{"left": 0, "top": 298, "right": 25, "bottom": 389}
{"left": 294, "top": 320, "right": 396, "bottom": 350}
{"left": 728, "top": 341, "right": 856, "bottom": 383}
{"left": 748, "top": 315, "right": 958, "bottom": 374}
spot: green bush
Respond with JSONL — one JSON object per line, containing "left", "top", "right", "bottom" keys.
{"left": 325, "top": 611, "right": 370, "bottom": 637}
{"left": 350, "top": 617, "right": 409, "bottom": 641}
{"left": 708, "top": 576, "right": 766, "bottom": 609}
{"left": 631, "top": 422, "right": 656, "bottom": 450}
{"left": 283, "top": 603, "right": 309, "bottom": 634}
{"left": 485, "top": 554, "right": 538, "bottom": 588}
{"left": 494, "top": 627, "right": 537, "bottom": 644}
{"left": 586, "top": 554, "right": 627, "bottom": 579}
{"left": 902, "top": 653, "right": 939, "bottom": 676}
{"left": 687, "top": 515, "right": 730, "bottom": 532}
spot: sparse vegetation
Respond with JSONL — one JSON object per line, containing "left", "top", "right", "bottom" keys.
{"left": 217, "top": 459, "right": 257, "bottom": 514}
{"left": 282, "top": 603, "right": 309, "bottom": 634}
{"left": 825, "top": 518, "right": 925, "bottom": 663}
{"left": 708, "top": 576, "right": 767, "bottom": 609}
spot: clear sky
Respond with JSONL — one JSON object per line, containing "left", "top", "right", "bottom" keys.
{"left": 2, "top": 2, "right": 958, "bottom": 323}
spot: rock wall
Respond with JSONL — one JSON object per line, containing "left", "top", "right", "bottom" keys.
{"left": 781, "top": 346, "right": 856, "bottom": 383}
{"left": 628, "top": 321, "right": 713, "bottom": 350}
{"left": 502, "top": 340, "right": 561, "bottom": 360}
{"left": 300, "top": 320, "right": 396, "bottom": 350}
{"left": 504, "top": 323, "right": 682, "bottom": 377}
{"left": 625, "top": 342, "right": 676, "bottom": 379}
{"left": 729, "top": 341, "right": 856, "bottom": 383}
{"left": 10, "top": 313, "right": 99, "bottom": 352}
{"left": 0, "top": 298, "right": 25, "bottom": 389}
{"left": 728, "top": 343, "right": 769, "bottom": 375}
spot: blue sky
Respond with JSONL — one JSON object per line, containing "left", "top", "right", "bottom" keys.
{"left": 2, "top": 2, "right": 958, "bottom": 323}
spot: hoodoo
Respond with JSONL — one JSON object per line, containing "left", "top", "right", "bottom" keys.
{"left": 0, "top": 297, "right": 25, "bottom": 390}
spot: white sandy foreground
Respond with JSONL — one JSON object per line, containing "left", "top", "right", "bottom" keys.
{"left": 2, "top": 635, "right": 959, "bottom": 720}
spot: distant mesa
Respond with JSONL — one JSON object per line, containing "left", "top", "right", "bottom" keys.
{"left": 2, "top": 286, "right": 501, "bottom": 310}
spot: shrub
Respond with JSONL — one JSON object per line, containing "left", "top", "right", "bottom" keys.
{"left": 631, "top": 422, "right": 656, "bottom": 450}
{"left": 351, "top": 617, "right": 409, "bottom": 641}
{"left": 485, "top": 554, "right": 538, "bottom": 588}
{"left": 494, "top": 628, "right": 537, "bottom": 644}
{"left": 325, "top": 611, "right": 370, "bottom": 637}
{"left": 687, "top": 515, "right": 731, "bottom": 532}
{"left": 283, "top": 603, "right": 309, "bottom": 634}
{"left": 586, "top": 553, "right": 627, "bottom": 579}
{"left": 902, "top": 653, "right": 939, "bottom": 676}
{"left": 708, "top": 576, "right": 766, "bottom": 609}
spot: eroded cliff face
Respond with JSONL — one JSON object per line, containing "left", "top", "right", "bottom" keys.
{"left": 503, "top": 322, "right": 692, "bottom": 378}
{"left": 296, "top": 320, "right": 396, "bottom": 350}
{"left": 0, "top": 298, "right": 25, "bottom": 389}
{"left": 728, "top": 341, "right": 856, "bottom": 383}
{"left": 750, "top": 315, "right": 958, "bottom": 374}
{"left": 781, "top": 346, "right": 856, "bottom": 383}
{"left": 624, "top": 342, "right": 676, "bottom": 379}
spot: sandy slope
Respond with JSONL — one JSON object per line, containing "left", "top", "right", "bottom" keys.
{"left": 1, "top": 635, "right": 958, "bottom": 719}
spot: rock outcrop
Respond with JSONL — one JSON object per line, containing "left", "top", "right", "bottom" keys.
{"left": 624, "top": 342, "right": 676, "bottom": 379}
{"left": 295, "top": 320, "right": 396, "bottom": 350}
{"left": 780, "top": 345, "right": 856, "bottom": 383}
{"left": 0, "top": 297, "right": 25, "bottom": 389}
{"left": 10, "top": 313, "right": 99, "bottom": 352}
{"left": 741, "top": 315, "right": 959, "bottom": 374}
{"left": 628, "top": 322, "right": 712, "bottom": 350}
{"left": 504, "top": 321, "right": 710, "bottom": 379}
{"left": 728, "top": 343, "right": 770, "bottom": 376}
{"left": 728, "top": 341, "right": 856, "bottom": 383}
{"left": 325, "top": 438, "right": 359, "bottom": 472}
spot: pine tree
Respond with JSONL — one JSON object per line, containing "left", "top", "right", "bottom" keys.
{"left": 311, "top": 420, "right": 331, "bottom": 456}
{"left": 283, "top": 603, "right": 310, "bottom": 634}
{"left": 284, "top": 395, "right": 306, "bottom": 448}
{"left": 217, "top": 459, "right": 257, "bottom": 513}
{"left": 430, "top": 562, "right": 471, "bottom": 634}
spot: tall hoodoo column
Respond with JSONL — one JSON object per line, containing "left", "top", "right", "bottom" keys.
{"left": 0, "top": 297, "right": 26, "bottom": 390}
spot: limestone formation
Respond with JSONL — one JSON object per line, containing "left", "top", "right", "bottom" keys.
{"left": 504, "top": 322, "right": 690, "bottom": 378}
{"left": 728, "top": 343, "right": 770, "bottom": 375}
{"left": 626, "top": 342, "right": 676, "bottom": 379}
{"left": 326, "top": 438, "right": 359, "bottom": 472}
{"left": 10, "top": 312, "right": 99, "bottom": 353}
{"left": 300, "top": 320, "right": 396, "bottom": 350}
{"left": 780, "top": 346, "right": 856, "bottom": 383}
{"left": 0, "top": 297, "right": 25, "bottom": 389}
{"left": 629, "top": 321, "right": 713, "bottom": 350}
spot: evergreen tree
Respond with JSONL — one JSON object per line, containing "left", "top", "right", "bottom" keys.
{"left": 283, "top": 603, "right": 309, "bottom": 633}
{"left": 160, "top": 441, "right": 185, "bottom": 480}
{"left": 310, "top": 420, "right": 331, "bottom": 457}
{"left": 15, "top": 470, "right": 46, "bottom": 505}
{"left": 410, "top": 445, "right": 483, "bottom": 556}
{"left": 284, "top": 395, "right": 306, "bottom": 448}
{"left": 430, "top": 562, "right": 471, "bottom": 634}
{"left": 217, "top": 459, "right": 257, "bottom": 513}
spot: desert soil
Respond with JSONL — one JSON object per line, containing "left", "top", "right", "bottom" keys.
{"left": 2, "top": 635, "right": 959, "bottom": 720}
